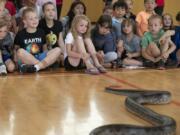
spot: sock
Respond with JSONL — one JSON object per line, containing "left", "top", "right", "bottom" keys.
{"left": 34, "top": 64, "right": 40, "bottom": 71}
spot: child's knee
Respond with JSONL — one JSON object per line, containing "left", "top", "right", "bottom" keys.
{"left": 17, "top": 48, "right": 25, "bottom": 58}
{"left": 55, "top": 47, "right": 61, "bottom": 53}
{"left": 148, "top": 42, "right": 157, "bottom": 49}
{"left": 7, "top": 63, "right": 15, "bottom": 73}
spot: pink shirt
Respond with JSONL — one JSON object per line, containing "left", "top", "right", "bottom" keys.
{"left": 136, "top": 11, "right": 154, "bottom": 37}
{"left": 155, "top": 0, "right": 165, "bottom": 6}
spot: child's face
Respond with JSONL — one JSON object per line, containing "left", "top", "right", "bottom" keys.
{"left": 98, "top": 24, "right": 110, "bottom": 35}
{"left": 122, "top": 24, "right": 133, "bottom": 34}
{"left": 73, "top": 4, "right": 84, "bottom": 15}
{"left": 148, "top": 18, "right": 162, "bottom": 35}
{"left": 76, "top": 19, "right": 88, "bottom": 35}
{"left": 163, "top": 15, "right": 172, "bottom": 27}
{"left": 114, "top": 7, "right": 126, "bottom": 18}
{"left": 23, "top": 12, "right": 39, "bottom": 29}
{"left": 144, "top": 0, "right": 156, "bottom": 12}
{"left": 44, "top": 4, "right": 56, "bottom": 20}
{"left": 103, "top": 9, "right": 113, "bottom": 17}
{"left": 125, "top": 0, "right": 133, "bottom": 12}
{"left": 0, "top": 25, "right": 8, "bottom": 40}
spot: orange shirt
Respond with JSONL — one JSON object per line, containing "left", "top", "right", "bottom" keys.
{"left": 136, "top": 11, "right": 154, "bottom": 37}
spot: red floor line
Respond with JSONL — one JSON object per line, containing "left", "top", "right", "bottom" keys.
{"left": 103, "top": 73, "right": 141, "bottom": 89}
{"left": 103, "top": 73, "right": 180, "bottom": 107}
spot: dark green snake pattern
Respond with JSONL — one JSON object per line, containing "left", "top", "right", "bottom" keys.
{"left": 90, "top": 87, "right": 176, "bottom": 135}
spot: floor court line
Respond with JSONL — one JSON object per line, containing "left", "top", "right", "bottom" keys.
{"left": 103, "top": 73, "right": 180, "bottom": 107}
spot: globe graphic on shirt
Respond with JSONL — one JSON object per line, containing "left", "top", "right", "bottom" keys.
{"left": 26, "top": 43, "right": 40, "bottom": 54}
{"left": 46, "top": 31, "right": 57, "bottom": 48}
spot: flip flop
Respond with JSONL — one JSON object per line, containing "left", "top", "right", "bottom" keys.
{"left": 97, "top": 66, "right": 107, "bottom": 73}
{"left": 85, "top": 68, "right": 100, "bottom": 75}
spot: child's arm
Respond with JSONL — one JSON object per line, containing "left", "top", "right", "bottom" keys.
{"left": 159, "top": 30, "right": 175, "bottom": 44}
{"left": 66, "top": 44, "right": 82, "bottom": 59}
{"left": 161, "top": 38, "right": 176, "bottom": 59}
{"left": 127, "top": 52, "right": 141, "bottom": 58}
{"left": 58, "top": 32, "right": 65, "bottom": 54}
{"left": 116, "top": 40, "right": 124, "bottom": 57}
{"left": 13, "top": 45, "right": 20, "bottom": 66}
{"left": 0, "top": 50, "right": 3, "bottom": 64}
{"left": 43, "top": 44, "right": 48, "bottom": 52}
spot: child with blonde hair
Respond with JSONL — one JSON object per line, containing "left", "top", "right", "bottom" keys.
{"left": 14, "top": 7, "right": 61, "bottom": 73}
{"left": 64, "top": 15, "right": 106, "bottom": 74}
{"left": 0, "top": 17, "right": 16, "bottom": 75}
{"left": 141, "top": 15, "right": 176, "bottom": 69}
{"left": 136, "top": 0, "right": 157, "bottom": 37}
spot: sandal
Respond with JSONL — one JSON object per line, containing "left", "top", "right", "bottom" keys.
{"left": 97, "top": 66, "right": 107, "bottom": 73}
{"left": 85, "top": 67, "right": 100, "bottom": 75}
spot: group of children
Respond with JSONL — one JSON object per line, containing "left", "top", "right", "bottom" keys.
{"left": 0, "top": 0, "right": 180, "bottom": 75}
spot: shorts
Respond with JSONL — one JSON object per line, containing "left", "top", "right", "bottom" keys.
{"left": 18, "top": 52, "right": 47, "bottom": 66}
{"left": 2, "top": 54, "right": 12, "bottom": 62}
{"left": 64, "top": 57, "right": 85, "bottom": 71}
{"left": 34, "top": 52, "right": 47, "bottom": 61}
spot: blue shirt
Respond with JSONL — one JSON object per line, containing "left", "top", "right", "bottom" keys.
{"left": 170, "top": 26, "right": 180, "bottom": 61}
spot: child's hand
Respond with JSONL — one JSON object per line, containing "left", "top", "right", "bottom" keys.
{"left": 161, "top": 52, "right": 169, "bottom": 59}
{"left": 96, "top": 51, "right": 104, "bottom": 64}
{"left": 81, "top": 53, "right": 90, "bottom": 60}
{"left": 154, "top": 57, "right": 161, "bottom": 62}
{"left": 126, "top": 53, "right": 133, "bottom": 58}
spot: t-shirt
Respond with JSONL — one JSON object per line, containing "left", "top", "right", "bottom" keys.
{"left": 0, "top": 32, "right": 14, "bottom": 56}
{"left": 141, "top": 29, "right": 164, "bottom": 49}
{"left": 91, "top": 27, "right": 117, "bottom": 54}
{"left": 14, "top": 28, "right": 46, "bottom": 55}
{"left": 136, "top": 11, "right": 153, "bottom": 36}
{"left": 120, "top": 34, "right": 141, "bottom": 53}
{"left": 112, "top": 17, "right": 124, "bottom": 39}
{"left": 38, "top": 19, "right": 63, "bottom": 48}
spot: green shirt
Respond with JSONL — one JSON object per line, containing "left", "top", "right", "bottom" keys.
{"left": 141, "top": 29, "right": 165, "bottom": 48}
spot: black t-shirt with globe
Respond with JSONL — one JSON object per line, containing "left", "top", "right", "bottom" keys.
{"left": 38, "top": 19, "right": 63, "bottom": 49}
{"left": 14, "top": 28, "right": 46, "bottom": 55}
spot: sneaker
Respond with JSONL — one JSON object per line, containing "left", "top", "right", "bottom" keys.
{"left": 20, "top": 64, "right": 36, "bottom": 73}
{"left": 165, "top": 59, "right": 177, "bottom": 68}
{"left": 115, "top": 58, "right": 123, "bottom": 68}
{"left": 0, "top": 64, "right": 7, "bottom": 75}
{"left": 143, "top": 60, "right": 155, "bottom": 68}
{"left": 156, "top": 60, "right": 165, "bottom": 70}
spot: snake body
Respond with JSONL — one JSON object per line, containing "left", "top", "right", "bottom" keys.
{"left": 89, "top": 87, "right": 176, "bottom": 135}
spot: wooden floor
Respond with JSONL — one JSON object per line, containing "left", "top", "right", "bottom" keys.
{"left": 0, "top": 68, "right": 180, "bottom": 135}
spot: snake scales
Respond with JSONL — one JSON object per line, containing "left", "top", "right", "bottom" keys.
{"left": 89, "top": 87, "right": 176, "bottom": 135}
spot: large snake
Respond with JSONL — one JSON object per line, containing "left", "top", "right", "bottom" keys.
{"left": 89, "top": 87, "right": 176, "bottom": 135}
